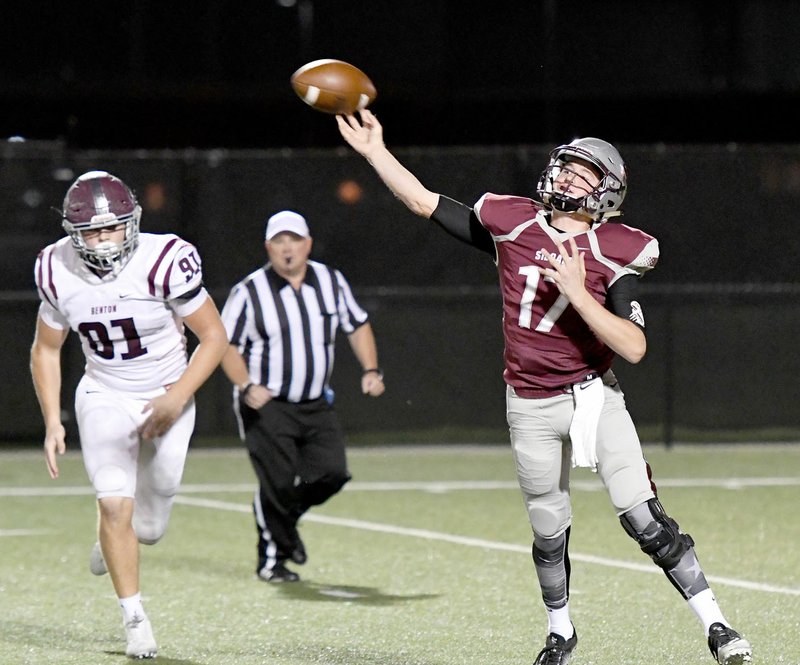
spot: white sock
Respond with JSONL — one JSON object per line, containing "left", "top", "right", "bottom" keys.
{"left": 688, "top": 588, "right": 728, "bottom": 634}
{"left": 119, "top": 593, "right": 146, "bottom": 623}
{"left": 546, "top": 603, "right": 574, "bottom": 639}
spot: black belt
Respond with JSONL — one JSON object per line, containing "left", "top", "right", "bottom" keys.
{"left": 563, "top": 372, "right": 601, "bottom": 394}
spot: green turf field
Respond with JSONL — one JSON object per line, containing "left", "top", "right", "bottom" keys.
{"left": 1, "top": 443, "right": 798, "bottom": 664}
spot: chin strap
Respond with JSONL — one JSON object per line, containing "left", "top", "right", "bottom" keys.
{"left": 549, "top": 194, "right": 582, "bottom": 214}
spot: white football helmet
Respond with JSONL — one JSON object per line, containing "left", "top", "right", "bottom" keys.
{"left": 62, "top": 171, "right": 142, "bottom": 273}
{"left": 536, "top": 137, "right": 627, "bottom": 221}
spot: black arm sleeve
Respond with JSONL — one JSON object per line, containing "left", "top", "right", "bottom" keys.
{"left": 430, "top": 195, "right": 495, "bottom": 255}
{"left": 607, "top": 274, "right": 647, "bottom": 334}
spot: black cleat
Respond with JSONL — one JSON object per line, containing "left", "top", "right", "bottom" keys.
{"left": 533, "top": 628, "right": 578, "bottom": 665}
{"left": 290, "top": 532, "right": 307, "bottom": 565}
{"left": 258, "top": 562, "right": 300, "bottom": 583}
{"left": 708, "top": 622, "right": 752, "bottom": 664}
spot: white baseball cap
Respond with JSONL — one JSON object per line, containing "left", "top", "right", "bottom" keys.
{"left": 265, "top": 210, "right": 310, "bottom": 241}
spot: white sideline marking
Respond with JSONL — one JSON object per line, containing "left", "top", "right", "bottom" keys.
{"left": 172, "top": 495, "right": 800, "bottom": 597}
{"left": 0, "top": 529, "right": 52, "bottom": 537}
{"left": 4, "top": 479, "right": 799, "bottom": 595}
{"left": 346, "top": 477, "right": 800, "bottom": 491}
{"left": 3, "top": 476, "right": 800, "bottom": 498}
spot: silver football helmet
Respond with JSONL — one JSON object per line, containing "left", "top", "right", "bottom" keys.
{"left": 536, "top": 137, "right": 627, "bottom": 221}
{"left": 62, "top": 171, "right": 142, "bottom": 273}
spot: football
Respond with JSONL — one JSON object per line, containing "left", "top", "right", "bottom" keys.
{"left": 290, "top": 59, "right": 377, "bottom": 115}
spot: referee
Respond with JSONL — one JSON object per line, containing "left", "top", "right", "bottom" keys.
{"left": 220, "top": 210, "right": 385, "bottom": 583}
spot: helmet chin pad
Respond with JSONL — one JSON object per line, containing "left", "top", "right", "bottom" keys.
{"left": 92, "top": 240, "right": 125, "bottom": 261}
{"left": 548, "top": 192, "right": 583, "bottom": 214}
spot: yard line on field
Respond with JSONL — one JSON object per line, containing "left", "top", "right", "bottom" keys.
{"left": 173, "top": 495, "right": 800, "bottom": 597}
{"left": 349, "top": 477, "right": 800, "bottom": 491}
{"left": 0, "top": 484, "right": 255, "bottom": 497}
{"left": 0, "top": 529, "right": 52, "bottom": 536}
{"left": 0, "top": 486, "right": 94, "bottom": 496}
{"left": 3, "top": 476, "right": 800, "bottom": 498}
{"left": 0, "top": 482, "right": 520, "bottom": 497}
{"left": 653, "top": 477, "right": 800, "bottom": 489}
{"left": 180, "top": 483, "right": 256, "bottom": 492}
{"left": 349, "top": 481, "right": 520, "bottom": 491}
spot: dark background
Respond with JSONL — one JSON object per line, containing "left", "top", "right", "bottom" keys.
{"left": 3, "top": 0, "right": 800, "bottom": 151}
{"left": 3, "top": 1, "right": 800, "bottom": 444}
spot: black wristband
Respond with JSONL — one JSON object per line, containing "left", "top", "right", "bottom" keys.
{"left": 362, "top": 368, "right": 384, "bottom": 380}
{"left": 240, "top": 382, "right": 254, "bottom": 396}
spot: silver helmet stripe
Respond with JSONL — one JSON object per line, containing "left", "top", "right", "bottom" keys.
{"left": 89, "top": 177, "right": 111, "bottom": 218}
{"left": 62, "top": 171, "right": 141, "bottom": 274}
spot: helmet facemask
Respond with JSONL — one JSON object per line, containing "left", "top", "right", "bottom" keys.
{"left": 61, "top": 171, "right": 142, "bottom": 274}
{"left": 536, "top": 138, "right": 627, "bottom": 222}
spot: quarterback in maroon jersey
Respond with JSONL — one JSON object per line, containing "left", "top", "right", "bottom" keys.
{"left": 338, "top": 110, "right": 751, "bottom": 665}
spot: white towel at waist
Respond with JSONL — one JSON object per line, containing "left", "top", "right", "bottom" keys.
{"left": 568, "top": 376, "right": 605, "bottom": 472}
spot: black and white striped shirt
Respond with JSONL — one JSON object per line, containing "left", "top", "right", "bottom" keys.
{"left": 221, "top": 260, "right": 369, "bottom": 403}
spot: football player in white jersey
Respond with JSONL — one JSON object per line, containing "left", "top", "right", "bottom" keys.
{"left": 30, "top": 171, "right": 228, "bottom": 659}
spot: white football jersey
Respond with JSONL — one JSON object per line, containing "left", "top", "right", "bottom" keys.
{"left": 35, "top": 233, "right": 209, "bottom": 395}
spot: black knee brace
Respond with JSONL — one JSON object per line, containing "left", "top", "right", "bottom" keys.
{"left": 619, "top": 498, "right": 695, "bottom": 570}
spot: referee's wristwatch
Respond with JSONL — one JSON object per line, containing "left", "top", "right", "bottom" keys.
{"left": 239, "top": 382, "right": 255, "bottom": 396}
{"left": 362, "top": 367, "right": 384, "bottom": 380}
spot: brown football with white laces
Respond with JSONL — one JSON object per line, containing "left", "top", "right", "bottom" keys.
{"left": 290, "top": 59, "right": 377, "bottom": 114}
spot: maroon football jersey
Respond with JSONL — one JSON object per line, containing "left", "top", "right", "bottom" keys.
{"left": 474, "top": 193, "right": 659, "bottom": 394}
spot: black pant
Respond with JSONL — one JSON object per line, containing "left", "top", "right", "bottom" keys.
{"left": 240, "top": 396, "right": 351, "bottom": 572}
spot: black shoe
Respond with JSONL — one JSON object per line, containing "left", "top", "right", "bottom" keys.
{"left": 708, "top": 622, "right": 752, "bottom": 664}
{"left": 258, "top": 562, "right": 300, "bottom": 583}
{"left": 290, "top": 537, "right": 307, "bottom": 565}
{"left": 533, "top": 628, "right": 577, "bottom": 665}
